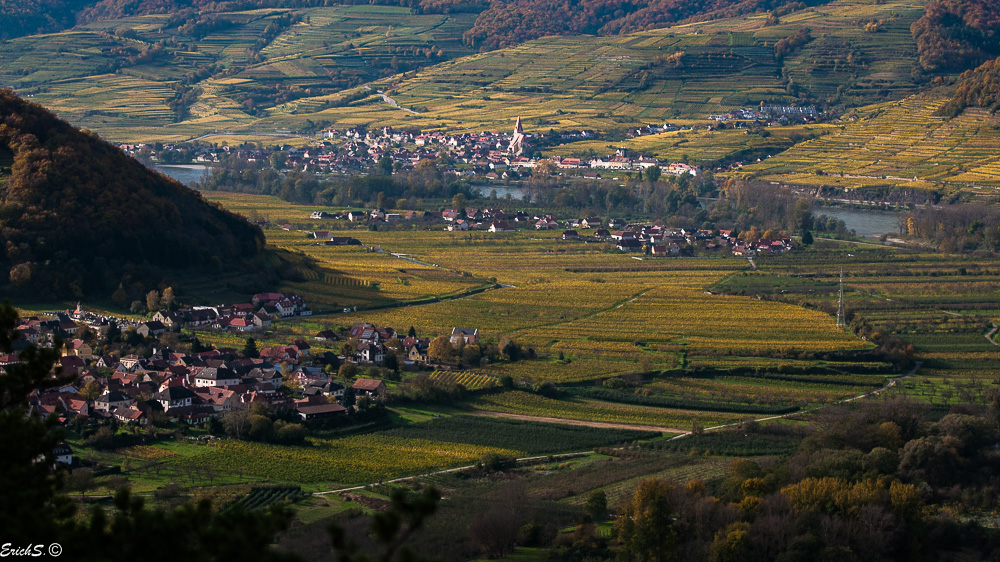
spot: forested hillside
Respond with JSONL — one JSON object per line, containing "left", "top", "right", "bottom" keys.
{"left": 910, "top": 0, "right": 1000, "bottom": 73}
{"left": 0, "top": 0, "right": 94, "bottom": 40}
{"left": 939, "top": 55, "right": 1000, "bottom": 116}
{"left": 0, "top": 89, "right": 265, "bottom": 299}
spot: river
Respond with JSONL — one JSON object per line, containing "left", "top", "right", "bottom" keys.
{"left": 155, "top": 164, "right": 211, "bottom": 186}
{"left": 819, "top": 208, "right": 902, "bottom": 238}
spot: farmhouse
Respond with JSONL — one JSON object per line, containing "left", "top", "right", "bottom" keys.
{"left": 488, "top": 221, "right": 514, "bottom": 232}
{"left": 353, "top": 378, "right": 387, "bottom": 400}
{"left": 297, "top": 403, "right": 347, "bottom": 421}
{"left": 156, "top": 386, "right": 195, "bottom": 411}
{"left": 94, "top": 390, "right": 132, "bottom": 412}
{"left": 193, "top": 367, "right": 241, "bottom": 388}
{"left": 450, "top": 328, "right": 479, "bottom": 345}
{"left": 136, "top": 321, "right": 167, "bottom": 338}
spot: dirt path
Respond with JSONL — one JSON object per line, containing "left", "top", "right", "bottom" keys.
{"left": 312, "top": 450, "right": 594, "bottom": 496}
{"left": 312, "top": 364, "right": 923, "bottom": 495}
{"left": 468, "top": 410, "right": 686, "bottom": 434}
{"left": 668, "top": 360, "right": 924, "bottom": 440}
{"left": 986, "top": 323, "right": 998, "bottom": 347}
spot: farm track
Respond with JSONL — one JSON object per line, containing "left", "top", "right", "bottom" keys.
{"left": 668, "top": 360, "right": 924, "bottom": 441}
{"left": 466, "top": 410, "right": 685, "bottom": 434}
{"left": 363, "top": 84, "right": 419, "bottom": 114}
{"left": 291, "top": 280, "right": 501, "bottom": 319}
{"left": 312, "top": 450, "right": 595, "bottom": 495}
{"left": 306, "top": 364, "right": 922, "bottom": 496}
{"left": 986, "top": 323, "right": 998, "bottom": 347}
{"left": 511, "top": 287, "right": 655, "bottom": 339}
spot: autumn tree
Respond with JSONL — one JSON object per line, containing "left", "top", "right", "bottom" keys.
{"left": 80, "top": 380, "right": 101, "bottom": 401}
{"left": 146, "top": 289, "right": 161, "bottom": 313}
{"left": 160, "top": 287, "right": 176, "bottom": 310}
{"left": 615, "top": 479, "right": 683, "bottom": 561}
{"left": 428, "top": 336, "right": 453, "bottom": 363}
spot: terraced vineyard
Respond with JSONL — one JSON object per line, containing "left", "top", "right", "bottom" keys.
{"left": 737, "top": 92, "right": 1000, "bottom": 192}
{"left": 1, "top": 0, "right": 935, "bottom": 142}
{"left": 545, "top": 124, "right": 834, "bottom": 167}
{"left": 427, "top": 370, "right": 499, "bottom": 391}
{"left": 0, "top": 5, "right": 479, "bottom": 142}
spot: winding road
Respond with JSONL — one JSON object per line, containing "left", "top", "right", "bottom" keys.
{"left": 363, "top": 85, "right": 420, "bottom": 114}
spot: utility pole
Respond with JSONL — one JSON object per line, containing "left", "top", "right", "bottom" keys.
{"left": 837, "top": 267, "right": 845, "bottom": 329}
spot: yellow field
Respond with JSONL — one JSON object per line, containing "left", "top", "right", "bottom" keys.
{"left": 204, "top": 195, "right": 871, "bottom": 383}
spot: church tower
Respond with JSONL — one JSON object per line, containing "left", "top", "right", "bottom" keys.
{"left": 508, "top": 116, "right": 525, "bottom": 156}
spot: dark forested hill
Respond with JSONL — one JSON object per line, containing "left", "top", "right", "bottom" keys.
{"left": 0, "top": 0, "right": 95, "bottom": 40}
{"left": 0, "top": 89, "right": 265, "bottom": 299}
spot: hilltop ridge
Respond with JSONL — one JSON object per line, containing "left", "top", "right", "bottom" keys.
{"left": 0, "top": 89, "right": 266, "bottom": 300}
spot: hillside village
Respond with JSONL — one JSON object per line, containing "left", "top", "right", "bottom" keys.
{"left": 3, "top": 299, "right": 487, "bottom": 465}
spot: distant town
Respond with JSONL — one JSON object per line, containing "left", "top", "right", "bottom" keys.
{"left": 118, "top": 125, "right": 701, "bottom": 180}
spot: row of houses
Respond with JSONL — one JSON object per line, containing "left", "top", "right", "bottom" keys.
{"left": 20, "top": 324, "right": 394, "bottom": 427}
{"left": 334, "top": 323, "right": 478, "bottom": 366}
{"left": 144, "top": 292, "right": 311, "bottom": 334}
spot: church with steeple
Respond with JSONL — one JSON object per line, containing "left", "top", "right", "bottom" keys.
{"left": 508, "top": 116, "right": 525, "bottom": 156}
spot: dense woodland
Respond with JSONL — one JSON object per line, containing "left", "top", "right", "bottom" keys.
{"left": 939, "top": 55, "right": 1000, "bottom": 116}
{"left": 903, "top": 204, "right": 1000, "bottom": 253}
{"left": 0, "top": 90, "right": 266, "bottom": 299}
{"left": 910, "top": 0, "right": 1000, "bottom": 74}
{"left": 0, "top": 0, "right": 93, "bottom": 40}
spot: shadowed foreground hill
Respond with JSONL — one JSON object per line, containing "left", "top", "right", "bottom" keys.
{"left": 0, "top": 89, "right": 266, "bottom": 299}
